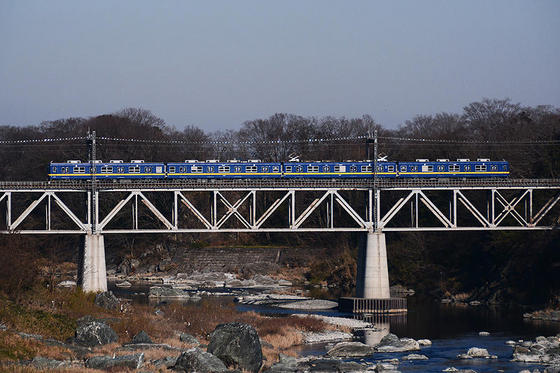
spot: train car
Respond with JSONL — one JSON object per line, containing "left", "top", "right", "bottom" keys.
{"left": 49, "top": 160, "right": 166, "bottom": 179}
{"left": 166, "top": 160, "right": 282, "bottom": 179}
{"left": 396, "top": 159, "right": 509, "bottom": 178}
{"left": 282, "top": 161, "right": 397, "bottom": 178}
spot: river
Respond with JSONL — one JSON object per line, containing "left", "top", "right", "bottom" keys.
{"left": 111, "top": 283, "right": 560, "bottom": 372}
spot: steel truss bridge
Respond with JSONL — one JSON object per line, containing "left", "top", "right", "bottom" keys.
{"left": 1, "top": 179, "right": 559, "bottom": 234}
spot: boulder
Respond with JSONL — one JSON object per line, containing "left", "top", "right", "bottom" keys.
{"left": 179, "top": 333, "right": 200, "bottom": 345}
{"left": 173, "top": 348, "right": 228, "bottom": 372}
{"left": 266, "top": 354, "right": 298, "bottom": 373}
{"left": 94, "top": 291, "right": 119, "bottom": 310}
{"left": 57, "top": 280, "right": 77, "bottom": 288}
{"left": 478, "top": 331, "right": 490, "bottom": 336}
{"left": 402, "top": 353, "right": 429, "bottom": 360}
{"left": 131, "top": 330, "right": 153, "bottom": 344}
{"left": 376, "top": 333, "right": 420, "bottom": 352}
{"left": 208, "top": 322, "right": 263, "bottom": 373}
{"left": 85, "top": 353, "right": 144, "bottom": 370}
{"left": 327, "top": 341, "right": 375, "bottom": 357}
{"left": 418, "top": 339, "right": 432, "bottom": 346}
{"left": 457, "top": 347, "right": 496, "bottom": 359}
{"left": 152, "top": 356, "right": 178, "bottom": 368}
{"left": 278, "top": 299, "right": 338, "bottom": 310}
{"left": 75, "top": 319, "right": 118, "bottom": 347}
{"left": 149, "top": 286, "right": 188, "bottom": 298}
{"left": 30, "top": 356, "right": 65, "bottom": 369}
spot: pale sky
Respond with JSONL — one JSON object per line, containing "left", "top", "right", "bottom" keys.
{"left": 1, "top": 1, "right": 559, "bottom": 130}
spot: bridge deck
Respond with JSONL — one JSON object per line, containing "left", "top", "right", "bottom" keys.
{"left": 0, "top": 178, "right": 559, "bottom": 191}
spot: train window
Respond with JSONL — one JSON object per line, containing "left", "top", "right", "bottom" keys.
{"left": 191, "top": 166, "right": 203, "bottom": 173}
{"left": 118, "top": 167, "right": 124, "bottom": 173}
{"left": 145, "top": 166, "right": 152, "bottom": 173}
{"left": 235, "top": 166, "right": 242, "bottom": 172}
{"left": 296, "top": 166, "right": 303, "bottom": 172}
{"left": 411, "top": 166, "right": 418, "bottom": 171}
{"left": 350, "top": 165, "right": 357, "bottom": 172}
{"left": 61, "top": 167, "right": 66, "bottom": 173}
{"left": 491, "top": 165, "right": 497, "bottom": 171}
{"left": 208, "top": 166, "right": 214, "bottom": 172}
{"left": 273, "top": 166, "right": 280, "bottom": 172}
{"left": 449, "top": 165, "right": 460, "bottom": 172}
{"left": 262, "top": 166, "right": 268, "bottom": 172}
{"left": 179, "top": 167, "right": 186, "bottom": 172}
{"left": 323, "top": 166, "right": 330, "bottom": 172}
{"left": 400, "top": 165, "right": 407, "bottom": 172}
{"left": 129, "top": 166, "right": 140, "bottom": 173}
{"left": 437, "top": 165, "right": 445, "bottom": 171}
{"left": 308, "top": 165, "right": 319, "bottom": 172}
{"left": 169, "top": 166, "right": 176, "bottom": 173}
{"left": 387, "top": 166, "right": 395, "bottom": 172}
{"left": 422, "top": 165, "right": 434, "bottom": 172}
{"left": 475, "top": 165, "right": 486, "bottom": 172}
{"left": 377, "top": 166, "right": 383, "bottom": 172}
{"left": 285, "top": 166, "right": 292, "bottom": 172}
{"left": 101, "top": 166, "right": 113, "bottom": 173}
{"left": 218, "top": 166, "right": 230, "bottom": 173}
{"left": 362, "top": 166, "right": 372, "bottom": 172}
{"left": 464, "top": 165, "right": 471, "bottom": 171}
{"left": 73, "top": 166, "right": 85, "bottom": 173}
{"left": 246, "top": 165, "right": 257, "bottom": 173}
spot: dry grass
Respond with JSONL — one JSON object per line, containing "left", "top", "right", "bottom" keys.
{"left": 0, "top": 331, "right": 75, "bottom": 361}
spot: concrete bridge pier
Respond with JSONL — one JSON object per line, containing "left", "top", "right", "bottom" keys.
{"left": 79, "top": 233, "right": 107, "bottom": 292}
{"left": 340, "top": 232, "right": 407, "bottom": 314}
{"left": 356, "top": 232, "right": 390, "bottom": 298}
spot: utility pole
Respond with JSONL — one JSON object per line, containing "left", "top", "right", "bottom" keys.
{"left": 87, "top": 130, "right": 97, "bottom": 234}
{"left": 373, "top": 128, "right": 378, "bottom": 232}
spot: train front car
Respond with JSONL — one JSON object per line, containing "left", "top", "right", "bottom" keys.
{"left": 282, "top": 161, "right": 397, "bottom": 178}
{"left": 49, "top": 160, "right": 166, "bottom": 180}
{"left": 397, "top": 159, "right": 510, "bottom": 178}
{"left": 166, "top": 160, "right": 282, "bottom": 179}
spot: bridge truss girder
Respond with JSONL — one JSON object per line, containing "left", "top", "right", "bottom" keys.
{"left": 0, "top": 185, "right": 558, "bottom": 234}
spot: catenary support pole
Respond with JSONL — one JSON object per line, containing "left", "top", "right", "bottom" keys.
{"left": 80, "top": 233, "right": 107, "bottom": 292}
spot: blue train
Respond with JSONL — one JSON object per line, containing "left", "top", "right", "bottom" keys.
{"left": 49, "top": 158, "right": 510, "bottom": 179}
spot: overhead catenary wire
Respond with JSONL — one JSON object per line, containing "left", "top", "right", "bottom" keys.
{"left": 0, "top": 134, "right": 558, "bottom": 146}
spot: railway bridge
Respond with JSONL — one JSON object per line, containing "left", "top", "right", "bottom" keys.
{"left": 1, "top": 178, "right": 559, "bottom": 311}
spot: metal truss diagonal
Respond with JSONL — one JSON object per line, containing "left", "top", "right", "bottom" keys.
{"left": 10, "top": 192, "right": 49, "bottom": 230}
{"left": 50, "top": 192, "right": 87, "bottom": 231}
{"left": 494, "top": 190, "right": 529, "bottom": 226}
{"left": 293, "top": 191, "right": 331, "bottom": 228}
{"left": 455, "top": 190, "right": 490, "bottom": 227}
{"left": 137, "top": 191, "right": 174, "bottom": 230}
{"left": 379, "top": 190, "right": 416, "bottom": 229}
{"left": 417, "top": 190, "right": 453, "bottom": 228}
{"left": 177, "top": 192, "right": 213, "bottom": 229}
{"left": 255, "top": 191, "right": 293, "bottom": 228}
{"left": 98, "top": 192, "right": 136, "bottom": 230}
{"left": 532, "top": 192, "right": 560, "bottom": 226}
{"left": 333, "top": 191, "right": 367, "bottom": 228}
{"left": 215, "top": 191, "right": 253, "bottom": 229}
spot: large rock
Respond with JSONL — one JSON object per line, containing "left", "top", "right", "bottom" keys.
{"left": 173, "top": 348, "right": 228, "bottom": 373}
{"left": 94, "top": 291, "right": 120, "bottom": 310}
{"left": 75, "top": 319, "right": 118, "bottom": 347}
{"left": 327, "top": 341, "right": 376, "bottom": 357}
{"left": 376, "top": 333, "right": 420, "bottom": 352}
{"left": 208, "top": 322, "right": 263, "bottom": 373}
{"left": 131, "top": 330, "right": 153, "bottom": 344}
{"left": 149, "top": 286, "right": 189, "bottom": 298}
{"left": 179, "top": 332, "right": 200, "bottom": 345}
{"left": 512, "top": 335, "right": 560, "bottom": 364}
{"left": 85, "top": 353, "right": 144, "bottom": 370}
